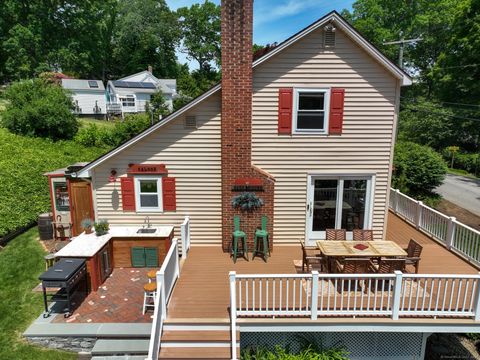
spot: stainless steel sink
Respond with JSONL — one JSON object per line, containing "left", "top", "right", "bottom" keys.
{"left": 137, "top": 228, "right": 156, "bottom": 234}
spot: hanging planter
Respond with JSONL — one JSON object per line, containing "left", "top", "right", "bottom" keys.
{"left": 231, "top": 192, "right": 264, "bottom": 212}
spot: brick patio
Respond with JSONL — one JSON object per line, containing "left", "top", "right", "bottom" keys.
{"left": 52, "top": 268, "right": 156, "bottom": 323}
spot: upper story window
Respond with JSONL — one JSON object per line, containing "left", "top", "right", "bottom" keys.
{"left": 120, "top": 95, "right": 135, "bottom": 107}
{"left": 134, "top": 177, "right": 163, "bottom": 212}
{"left": 293, "top": 89, "right": 330, "bottom": 134}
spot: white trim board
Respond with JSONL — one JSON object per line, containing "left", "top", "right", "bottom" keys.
{"left": 75, "top": 11, "right": 411, "bottom": 178}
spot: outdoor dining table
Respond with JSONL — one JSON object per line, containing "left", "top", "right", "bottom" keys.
{"left": 316, "top": 240, "right": 408, "bottom": 272}
{"left": 316, "top": 240, "right": 407, "bottom": 258}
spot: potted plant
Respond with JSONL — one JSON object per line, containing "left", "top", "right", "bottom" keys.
{"left": 81, "top": 218, "right": 94, "bottom": 234}
{"left": 94, "top": 219, "right": 110, "bottom": 236}
{"left": 231, "top": 192, "right": 264, "bottom": 212}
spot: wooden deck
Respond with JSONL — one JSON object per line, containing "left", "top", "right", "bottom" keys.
{"left": 166, "top": 212, "right": 478, "bottom": 320}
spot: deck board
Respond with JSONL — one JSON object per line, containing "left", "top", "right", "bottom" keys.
{"left": 167, "top": 212, "right": 478, "bottom": 320}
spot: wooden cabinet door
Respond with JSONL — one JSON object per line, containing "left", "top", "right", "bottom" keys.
{"left": 145, "top": 247, "right": 159, "bottom": 267}
{"left": 131, "top": 247, "right": 146, "bottom": 267}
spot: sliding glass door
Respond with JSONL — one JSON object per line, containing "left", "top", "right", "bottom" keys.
{"left": 307, "top": 175, "right": 373, "bottom": 240}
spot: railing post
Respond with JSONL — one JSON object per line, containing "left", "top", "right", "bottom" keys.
{"left": 174, "top": 238, "right": 180, "bottom": 278}
{"left": 157, "top": 271, "right": 166, "bottom": 320}
{"left": 446, "top": 217, "right": 456, "bottom": 250}
{"left": 229, "top": 271, "right": 237, "bottom": 360}
{"left": 311, "top": 271, "right": 319, "bottom": 320}
{"left": 415, "top": 201, "right": 423, "bottom": 229}
{"left": 393, "top": 189, "right": 400, "bottom": 214}
{"left": 391, "top": 271, "right": 403, "bottom": 320}
{"left": 474, "top": 276, "right": 480, "bottom": 321}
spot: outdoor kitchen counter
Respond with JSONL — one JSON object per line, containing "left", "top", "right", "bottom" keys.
{"left": 54, "top": 226, "right": 174, "bottom": 258}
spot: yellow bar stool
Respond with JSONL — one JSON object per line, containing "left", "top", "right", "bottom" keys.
{"left": 147, "top": 269, "right": 157, "bottom": 283}
{"left": 142, "top": 282, "right": 157, "bottom": 315}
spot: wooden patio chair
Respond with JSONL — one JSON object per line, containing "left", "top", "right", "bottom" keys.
{"left": 403, "top": 239, "right": 423, "bottom": 274}
{"left": 326, "top": 229, "right": 346, "bottom": 241}
{"left": 352, "top": 229, "right": 374, "bottom": 241}
{"left": 300, "top": 239, "right": 326, "bottom": 273}
{"left": 370, "top": 258, "right": 406, "bottom": 273}
{"left": 335, "top": 258, "right": 371, "bottom": 291}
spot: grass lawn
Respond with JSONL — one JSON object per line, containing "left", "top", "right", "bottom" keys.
{"left": 448, "top": 168, "right": 479, "bottom": 179}
{"left": 0, "top": 228, "right": 76, "bottom": 360}
{"left": 79, "top": 117, "right": 115, "bottom": 128}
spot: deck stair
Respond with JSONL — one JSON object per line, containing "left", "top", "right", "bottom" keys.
{"left": 158, "top": 319, "right": 239, "bottom": 359}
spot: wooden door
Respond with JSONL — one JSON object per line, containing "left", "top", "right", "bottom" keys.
{"left": 69, "top": 180, "right": 94, "bottom": 236}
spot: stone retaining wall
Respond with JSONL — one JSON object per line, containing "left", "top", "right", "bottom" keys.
{"left": 26, "top": 336, "right": 96, "bottom": 353}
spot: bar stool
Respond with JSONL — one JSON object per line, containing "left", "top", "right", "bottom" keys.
{"left": 142, "top": 282, "right": 157, "bottom": 315}
{"left": 252, "top": 215, "right": 270, "bottom": 262}
{"left": 147, "top": 269, "right": 157, "bottom": 283}
{"left": 44, "top": 254, "right": 56, "bottom": 270}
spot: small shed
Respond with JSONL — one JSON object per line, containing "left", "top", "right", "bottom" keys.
{"left": 61, "top": 79, "right": 106, "bottom": 117}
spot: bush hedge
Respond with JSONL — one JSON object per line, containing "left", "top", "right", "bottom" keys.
{"left": 393, "top": 141, "right": 448, "bottom": 195}
{"left": 1, "top": 79, "right": 79, "bottom": 140}
{"left": 442, "top": 148, "right": 479, "bottom": 176}
{"left": 74, "top": 113, "right": 151, "bottom": 148}
{"left": 0, "top": 128, "right": 108, "bottom": 237}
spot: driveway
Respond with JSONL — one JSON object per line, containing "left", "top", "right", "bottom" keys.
{"left": 435, "top": 174, "right": 480, "bottom": 216}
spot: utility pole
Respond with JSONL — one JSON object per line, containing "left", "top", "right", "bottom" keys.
{"left": 383, "top": 32, "right": 422, "bottom": 69}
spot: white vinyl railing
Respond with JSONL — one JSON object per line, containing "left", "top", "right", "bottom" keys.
{"left": 146, "top": 238, "right": 180, "bottom": 360}
{"left": 229, "top": 271, "right": 480, "bottom": 357}
{"left": 180, "top": 216, "right": 191, "bottom": 259}
{"left": 389, "top": 188, "right": 480, "bottom": 266}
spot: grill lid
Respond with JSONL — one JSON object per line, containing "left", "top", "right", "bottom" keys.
{"left": 39, "top": 258, "right": 86, "bottom": 282}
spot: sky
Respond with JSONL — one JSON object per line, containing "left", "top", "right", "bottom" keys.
{"left": 166, "top": 0, "right": 355, "bottom": 69}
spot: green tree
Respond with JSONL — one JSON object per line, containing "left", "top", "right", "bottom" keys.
{"left": 1, "top": 79, "right": 78, "bottom": 141}
{"left": 111, "top": 0, "right": 180, "bottom": 79}
{"left": 148, "top": 90, "right": 171, "bottom": 119}
{"left": 393, "top": 141, "right": 448, "bottom": 195}
{"left": 177, "top": 1, "right": 221, "bottom": 71}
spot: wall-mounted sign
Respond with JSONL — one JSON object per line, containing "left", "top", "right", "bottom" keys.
{"left": 127, "top": 164, "right": 168, "bottom": 175}
{"left": 232, "top": 178, "right": 264, "bottom": 192}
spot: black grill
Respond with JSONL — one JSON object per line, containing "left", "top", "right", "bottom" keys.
{"left": 39, "top": 258, "right": 87, "bottom": 317}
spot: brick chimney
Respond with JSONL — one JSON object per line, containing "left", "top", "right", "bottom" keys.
{"left": 221, "top": 0, "right": 274, "bottom": 252}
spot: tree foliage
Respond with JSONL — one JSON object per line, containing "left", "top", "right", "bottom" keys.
{"left": 1, "top": 79, "right": 78, "bottom": 140}
{"left": 393, "top": 141, "right": 448, "bottom": 195}
{"left": 177, "top": 1, "right": 221, "bottom": 72}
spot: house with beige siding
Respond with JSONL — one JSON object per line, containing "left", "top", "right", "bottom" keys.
{"left": 40, "top": 2, "right": 480, "bottom": 359}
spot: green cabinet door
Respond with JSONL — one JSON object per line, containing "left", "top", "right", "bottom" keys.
{"left": 131, "top": 247, "right": 146, "bottom": 267}
{"left": 145, "top": 247, "right": 158, "bottom": 267}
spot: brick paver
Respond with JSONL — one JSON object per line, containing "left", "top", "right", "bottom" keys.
{"left": 52, "top": 268, "right": 156, "bottom": 323}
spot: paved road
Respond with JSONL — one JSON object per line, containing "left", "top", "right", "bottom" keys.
{"left": 436, "top": 174, "right": 480, "bottom": 216}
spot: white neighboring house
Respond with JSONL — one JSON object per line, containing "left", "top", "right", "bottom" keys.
{"left": 106, "top": 70, "right": 176, "bottom": 116}
{"left": 61, "top": 79, "right": 106, "bottom": 117}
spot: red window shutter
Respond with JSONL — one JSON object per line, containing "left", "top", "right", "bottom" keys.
{"left": 278, "top": 88, "right": 293, "bottom": 134}
{"left": 329, "top": 88, "right": 345, "bottom": 135}
{"left": 120, "top": 177, "right": 136, "bottom": 211}
{"left": 162, "top": 177, "right": 176, "bottom": 211}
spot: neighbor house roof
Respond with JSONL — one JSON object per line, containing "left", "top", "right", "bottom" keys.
{"left": 61, "top": 79, "right": 105, "bottom": 91}
{"left": 75, "top": 11, "right": 411, "bottom": 178}
{"left": 117, "top": 70, "right": 176, "bottom": 94}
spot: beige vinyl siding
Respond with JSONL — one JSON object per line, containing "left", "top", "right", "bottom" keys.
{"left": 92, "top": 93, "right": 222, "bottom": 244}
{"left": 252, "top": 28, "right": 398, "bottom": 243}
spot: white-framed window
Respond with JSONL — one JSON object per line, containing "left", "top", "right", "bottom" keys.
{"left": 134, "top": 176, "right": 163, "bottom": 212}
{"left": 293, "top": 88, "right": 330, "bottom": 134}
{"left": 119, "top": 95, "right": 135, "bottom": 107}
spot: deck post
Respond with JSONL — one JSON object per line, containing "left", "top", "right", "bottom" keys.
{"left": 415, "top": 201, "right": 423, "bottom": 229}
{"left": 229, "top": 271, "right": 237, "bottom": 360}
{"left": 446, "top": 217, "right": 456, "bottom": 250}
{"left": 391, "top": 271, "right": 403, "bottom": 320}
{"left": 174, "top": 238, "right": 180, "bottom": 279}
{"left": 393, "top": 189, "right": 400, "bottom": 214}
{"left": 157, "top": 271, "right": 166, "bottom": 320}
{"left": 311, "top": 271, "right": 319, "bottom": 320}
{"left": 474, "top": 276, "right": 480, "bottom": 321}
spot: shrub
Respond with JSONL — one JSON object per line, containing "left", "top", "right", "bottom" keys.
{"left": 393, "top": 141, "right": 448, "bottom": 195}
{"left": 441, "top": 148, "right": 480, "bottom": 175}
{"left": 0, "top": 128, "right": 108, "bottom": 237}
{"left": 1, "top": 78, "right": 79, "bottom": 140}
{"left": 74, "top": 113, "right": 151, "bottom": 148}
{"left": 241, "top": 345, "right": 349, "bottom": 360}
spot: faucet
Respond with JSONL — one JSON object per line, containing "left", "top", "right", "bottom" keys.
{"left": 143, "top": 216, "right": 151, "bottom": 229}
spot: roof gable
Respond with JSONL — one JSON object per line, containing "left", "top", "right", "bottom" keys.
{"left": 76, "top": 11, "right": 410, "bottom": 178}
